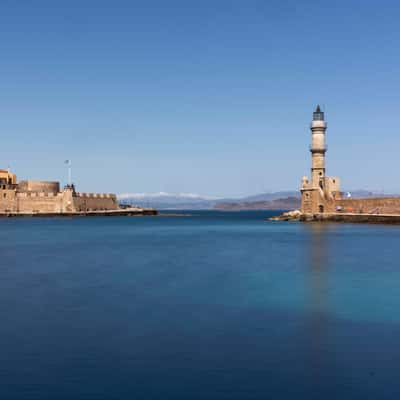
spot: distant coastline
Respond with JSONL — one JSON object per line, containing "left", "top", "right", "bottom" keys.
{"left": 213, "top": 197, "right": 300, "bottom": 211}
{"left": 118, "top": 190, "right": 396, "bottom": 211}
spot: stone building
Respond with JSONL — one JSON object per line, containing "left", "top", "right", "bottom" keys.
{"left": 301, "top": 106, "right": 400, "bottom": 215}
{"left": 0, "top": 169, "right": 118, "bottom": 214}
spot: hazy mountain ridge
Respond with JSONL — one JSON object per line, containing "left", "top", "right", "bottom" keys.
{"left": 118, "top": 191, "right": 301, "bottom": 209}
{"left": 214, "top": 197, "right": 301, "bottom": 211}
{"left": 118, "top": 190, "right": 400, "bottom": 210}
{"left": 119, "top": 192, "right": 220, "bottom": 209}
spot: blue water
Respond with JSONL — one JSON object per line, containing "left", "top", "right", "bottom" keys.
{"left": 1, "top": 211, "right": 400, "bottom": 399}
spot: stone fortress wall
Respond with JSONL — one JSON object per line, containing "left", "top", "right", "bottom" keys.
{"left": 331, "top": 197, "right": 400, "bottom": 215}
{"left": 73, "top": 192, "right": 118, "bottom": 212}
{"left": 302, "top": 192, "right": 400, "bottom": 215}
{"left": 0, "top": 169, "right": 119, "bottom": 214}
{"left": 18, "top": 180, "right": 60, "bottom": 194}
{"left": 15, "top": 191, "right": 64, "bottom": 213}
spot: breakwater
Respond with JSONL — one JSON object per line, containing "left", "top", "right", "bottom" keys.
{"left": 270, "top": 210, "right": 400, "bottom": 225}
{"left": 301, "top": 212, "right": 400, "bottom": 224}
{"left": 0, "top": 207, "right": 157, "bottom": 218}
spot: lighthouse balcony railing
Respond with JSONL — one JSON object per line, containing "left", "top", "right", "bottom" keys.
{"left": 309, "top": 145, "right": 328, "bottom": 152}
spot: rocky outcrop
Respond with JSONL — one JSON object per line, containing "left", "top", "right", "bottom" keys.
{"left": 269, "top": 209, "right": 302, "bottom": 221}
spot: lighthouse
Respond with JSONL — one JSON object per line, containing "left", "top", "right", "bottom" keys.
{"left": 310, "top": 105, "right": 327, "bottom": 188}
{"left": 300, "top": 106, "right": 341, "bottom": 214}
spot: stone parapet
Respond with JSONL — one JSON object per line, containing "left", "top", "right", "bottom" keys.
{"left": 18, "top": 181, "right": 60, "bottom": 194}
{"left": 75, "top": 193, "right": 116, "bottom": 199}
{"left": 334, "top": 197, "right": 400, "bottom": 215}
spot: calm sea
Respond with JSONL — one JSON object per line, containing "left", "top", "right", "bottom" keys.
{"left": 1, "top": 211, "right": 400, "bottom": 399}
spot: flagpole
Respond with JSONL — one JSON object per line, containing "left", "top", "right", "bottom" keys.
{"left": 65, "top": 160, "right": 72, "bottom": 187}
{"left": 68, "top": 162, "right": 72, "bottom": 186}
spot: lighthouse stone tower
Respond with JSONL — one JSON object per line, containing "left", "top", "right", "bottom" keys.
{"left": 310, "top": 105, "right": 326, "bottom": 186}
{"left": 301, "top": 106, "right": 341, "bottom": 214}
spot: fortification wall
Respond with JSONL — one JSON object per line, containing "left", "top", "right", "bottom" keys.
{"left": 73, "top": 193, "right": 118, "bottom": 211}
{"left": 301, "top": 193, "right": 400, "bottom": 216}
{"left": 16, "top": 192, "right": 63, "bottom": 213}
{"left": 335, "top": 197, "right": 400, "bottom": 214}
{"left": 18, "top": 181, "right": 60, "bottom": 193}
{"left": 0, "top": 188, "right": 119, "bottom": 214}
{"left": 0, "top": 190, "right": 17, "bottom": 212}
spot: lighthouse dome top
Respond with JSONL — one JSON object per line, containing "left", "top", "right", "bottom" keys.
{"left": 313, "top": 105, "right": 324, "bottom": 121}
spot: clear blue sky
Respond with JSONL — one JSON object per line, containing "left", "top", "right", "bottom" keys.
{"left": 1, "top": 0, "right": 399, "bottom": 197}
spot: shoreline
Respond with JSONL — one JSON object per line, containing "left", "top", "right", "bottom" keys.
{"left": 0, "top": 208, "right": 158, "bottom": 218}
{"left": 302, "top": 212, "right": 400, "bottom": 225}
{"left": 270, "top": 210, "right": 400, "bottom": 225}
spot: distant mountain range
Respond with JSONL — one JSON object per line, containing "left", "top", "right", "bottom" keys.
{"left": 118, "top": 191, "right": 304, "bottom": 210}
{"left": 214, "top": 196, "right": 301, "bottom": 211}
{"left": 118, "top": 192, "right": 220, "bottom": 209}
{"left": 118, "top": 190, "right": 400, "bottom": 210}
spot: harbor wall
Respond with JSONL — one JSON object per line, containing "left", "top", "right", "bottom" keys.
{"left": 16, "top": 192, "right": 63, "bottom": 213}
{"left": 73, "top": 193, "right": 118, "bottom": 212}
{"left": 300, "top": 213, "right": 400, "bottom": 225}
{"left": 0, "top": 189, "right": 18, "bottom": 212}
{"left": 0, "top": 190, "right": 119, "bottom": 213}
{"left": 333, "top": 197, "right": 400, "bottom": 214}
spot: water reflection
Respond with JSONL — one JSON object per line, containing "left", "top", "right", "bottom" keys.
{"left": 306, "top": 223, "right": 334, "bottom": 389}
{"left": 307, "top": 223, "right": 330, "bottom": 314}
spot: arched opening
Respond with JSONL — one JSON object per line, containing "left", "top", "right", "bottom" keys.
{"left": 319, "top": 205, "right": 324, "bottom": 213}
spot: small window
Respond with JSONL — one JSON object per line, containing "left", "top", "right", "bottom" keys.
{"left": 3, "top": 193, "right": 6, "bottom": 199}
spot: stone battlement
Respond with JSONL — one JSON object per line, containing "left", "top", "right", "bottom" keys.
{"left": 75, "top": 193, "right": 116, "bottom": 199}
{"left": 16, "top": 192, "right": 58, "bottom": 198}
{"left": 18, "top": 181, "right": 60, "bottom": 194}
